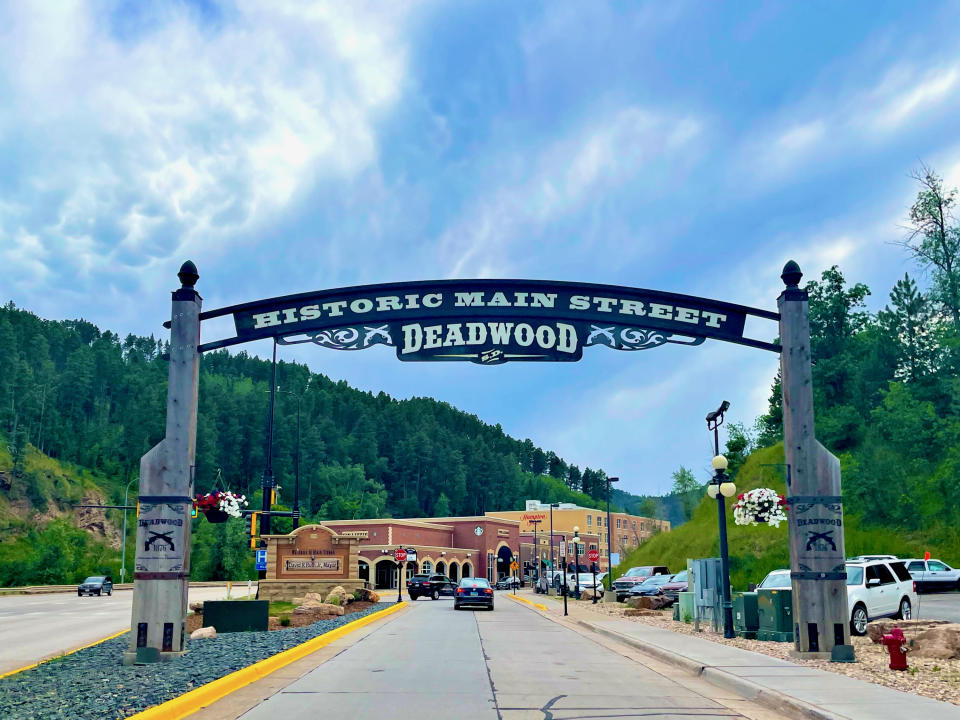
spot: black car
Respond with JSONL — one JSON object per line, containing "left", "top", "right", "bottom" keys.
{"left": 495, "top": 576, "right": 519, "bottom": 590}
{"left": 407, "top": 573, "right": 455, "bottom": 600}
{"left": 628, "top": 573, "right": 675, "bottom": 597}
{"left": 78, "top": 575, "right": 113, "bottom": 597}
{"left": 454, "top": 577, "right": 494, "bottom": 610}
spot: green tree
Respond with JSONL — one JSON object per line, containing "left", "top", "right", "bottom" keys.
{"left": 670, "top": 466, "right": 700, "bottom": 521}
{"left": 901, "top": 166, "right": 960, "bottom": 328}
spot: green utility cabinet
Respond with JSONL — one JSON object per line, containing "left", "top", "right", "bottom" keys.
{"left": 201, "top": 600, "right": 269, "bottom": 633}
{"left": 756, "top": 588, "right": 793, "bottom": 642}
{"left": 677, "top": 591, "right": 695, "bottom": 623}
{"left": 733, "top": 591, "right": 759, "bottom": 639}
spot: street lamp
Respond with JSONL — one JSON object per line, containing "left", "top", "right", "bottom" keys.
{"left": 549, "top": 503, "right": 559, "bottom": 592}
{"left": 120, "top": 477, "right": 138, "bottom": 584}
{"left": 275, "top": 387, "right": 303, "bottom": 530}
{"left": 706, "top": 400, "right": 735, "bottom": 639}
{"left": 572, "top": 526, "right": 581, "bottom": 599}
{"left": 605, "top": 476, "right": 619, "bottom": 592}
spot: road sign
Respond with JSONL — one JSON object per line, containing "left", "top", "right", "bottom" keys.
{"left": 559, "top": 541, "right": 566, "bottom": 558}
{"left": 394, "top": 548, "right": 407, "bottom": 563}
{"left": 587, "top": 549, "right": 600, "bottom": 563}
{"left": 510, "top": 561, "right": 519, "bottom": 572}
{"left": 405, "top": 548, "right": 418, "bottom": 563}
{"left": 255, "top": 549, "right": 267, "bottom": 571}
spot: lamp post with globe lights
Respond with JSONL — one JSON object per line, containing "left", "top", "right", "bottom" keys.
{"left": 706, "top": 399, "right": 735, "bottom": 638}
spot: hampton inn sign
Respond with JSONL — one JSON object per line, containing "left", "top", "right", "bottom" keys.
{"left": 129, "top": 262, "right": 853, "bottom": 664}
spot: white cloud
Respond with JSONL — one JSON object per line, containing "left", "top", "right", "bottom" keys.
{"left": 0, "top": 0, "right": 415, "bottom": 295}
{"left": 441, "top": 107, "right": 702, "bottom": 277}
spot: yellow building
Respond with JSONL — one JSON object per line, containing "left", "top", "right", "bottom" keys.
{"left": 486, "top": 500, "right": 669, "bottom": 573}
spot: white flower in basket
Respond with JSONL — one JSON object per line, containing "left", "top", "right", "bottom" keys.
{"left": 732, "top": 488, "right": 787, "bottom": 527}
{"left": 217, "top": 491, "right": 248, "bottom": 519}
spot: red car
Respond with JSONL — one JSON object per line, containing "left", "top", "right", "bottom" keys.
{"left": 658, "top": 569, "right": 689, "bottom": 600}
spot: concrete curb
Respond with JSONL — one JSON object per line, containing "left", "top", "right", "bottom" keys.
{"left": 0, "top": 581, "right": 249, "bottom": 596}
{"left": 127, "top": 602, "right": 408, "bottom": 720}
{"left": 578, "top": 620, "right": 845, "bottom": 720}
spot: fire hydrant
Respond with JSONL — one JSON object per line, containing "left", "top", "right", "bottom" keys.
{"left": 881, "top": 626, "right": 909, "bottom": 671}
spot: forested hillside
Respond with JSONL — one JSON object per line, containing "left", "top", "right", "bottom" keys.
{"left": 0, "top": 301, "right": 613, "bottom": 538}
{"left": 619, "top": 168, "right": 960, "bottom": 581}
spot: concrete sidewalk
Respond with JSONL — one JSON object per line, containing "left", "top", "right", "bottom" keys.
{"left": 534, "top": 596, "right": 959, "bottom": 720}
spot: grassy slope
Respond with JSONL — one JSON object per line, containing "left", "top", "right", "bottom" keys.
{"left": 613, "top": 443, "right": 960, "bottom": 591}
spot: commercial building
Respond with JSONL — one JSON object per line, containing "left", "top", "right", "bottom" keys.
{"left": 486, "top": 500, "right": 669, "bottom": 573}
{"left": 322, "top": 516, "right": 520, "bottom": 590}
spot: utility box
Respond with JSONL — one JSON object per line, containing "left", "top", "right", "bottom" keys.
{"left": 201, "top": 600, "right": 269, "bottom": 633}
{"left": 756, "top": 588, "right": 793, "bottom": 642}
{"left": 677, "top": 591, "right": 695, "bottom": 623}
{"left": 691, "top": 558, "right": 722, "bottom": 631}
{"left": 733, "top": 591, "right": 759, "bottom": 639}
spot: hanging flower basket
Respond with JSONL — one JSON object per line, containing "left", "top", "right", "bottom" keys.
{"left": 204, "top": 508, "right": 230, "bottom": 524}
{"left": 194, "top": 490, "right": 247, "bottom": 522}
{"left": 732, "top": 488, "right": 787, "bottom": 527}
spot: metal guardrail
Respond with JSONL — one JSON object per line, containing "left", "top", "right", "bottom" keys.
{"left": 0, "top": 581, "right": 250, "bottom": 595}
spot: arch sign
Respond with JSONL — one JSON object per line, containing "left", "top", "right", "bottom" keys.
{"left": 196, "top": 279, "right": 780, "bottom": 361}
{"left": 127, "top": 261, "right": 851, "bottom": 665}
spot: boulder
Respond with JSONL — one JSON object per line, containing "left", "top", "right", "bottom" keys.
{"left": 292, "top": 602, "right": 344, "bottom": 620}
{"left": 302, "top": 592, "right": 326, "bottom": 605}
{"left": 188, "top": 601, "right": 204, "bottom": 613}
{"left": 325, "top": 586, "right": 350, "bottom": 606}
{"left": 866, "top": 619, "right": 947, "bottom": 644}
{"left": 911, "top": 624, "right": 960, "bottom": 660}
{"left": 580, "top": 589, "right": 598, "bottom": 600}
{"left": 624, "top": 608, "right": 658, "bottom": 617}
{"left": 190, "top": 626, "right": 217, "bottom": 640}
{"left": 627, "top": 595, "right": 673, "bottom": 610}
{"left": 358, "top": 588, "right": 380, "bottom": 603}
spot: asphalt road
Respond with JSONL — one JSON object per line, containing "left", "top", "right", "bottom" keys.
{"left": 0, "top": 584, "right": 254, "bottom": 674}
{"left": 238, "top": 593, "right": 773, "bottom": 720}
{"left": 917, "top": 591, "right": 960, "bottom": 623}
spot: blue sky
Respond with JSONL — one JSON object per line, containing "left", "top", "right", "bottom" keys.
{"left": 3, "top": 1, "right": 960, "bottom": 496}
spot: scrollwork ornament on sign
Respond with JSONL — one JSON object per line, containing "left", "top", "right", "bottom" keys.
{"left": 278, "top": 325, "right": 394, "bottom": 350}
{"left": 583, "top": 325, "right": 705, "bottom": 351}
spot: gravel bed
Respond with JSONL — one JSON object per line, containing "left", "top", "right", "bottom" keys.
{"left": 0, "top": 605, "right": 384, "bottom": 720}
{"left": 572, "top": 600, "right": 960, "bottom": 706}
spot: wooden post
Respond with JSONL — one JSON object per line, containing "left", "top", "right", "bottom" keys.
{"left": 778, "top": 261, "right": 854, "bottom": 661}
{"left": 124, "top": 262, "right": 201, "bottom": 664}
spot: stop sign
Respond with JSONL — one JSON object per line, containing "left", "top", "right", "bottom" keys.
{"left": 394, "top": 548, "right": 407, "bottom": 563}
{"left": 587, "top": 549, "right": 600, "bottom": 563}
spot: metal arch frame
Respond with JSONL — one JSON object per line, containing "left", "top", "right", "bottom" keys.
{"left": 167, "top": 278, "right": 781, "bottom": 358}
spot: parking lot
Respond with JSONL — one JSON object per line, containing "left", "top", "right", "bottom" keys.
{"left": 917, "top": 591, "right": 960, "bottom": 623}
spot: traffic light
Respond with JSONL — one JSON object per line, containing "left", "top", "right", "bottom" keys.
{"left": 249, "top": 512, "right": 259, "bottom": 549}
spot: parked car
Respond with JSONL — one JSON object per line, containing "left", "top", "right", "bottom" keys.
{"left": 628, "top": 573, "right": 675, "bottom": 597}
{"left": 407, "top": 573, "right": 455, "bottom": 600}
{"left": 495, "top": 576, "right": 519, "bottom": 590}
{"left": 568, "top": 572, "right": 605, "bottom": 597}
{"left": 658, "top": 570, "right": 689, "bottom": 600}
{"left": 756, "top": 559, "right": 917, "bottom": 636}
{"left": 612, "top": 566, "right": 670, "bottom": 601}
{"left": 454, "top": 577, "right": 494, "bottom": 611}
{"left": 78, "top": 575, "right": 113, "bottom": 597}
{"left": 904, "top": 559, "right": 960, "bottom": 592}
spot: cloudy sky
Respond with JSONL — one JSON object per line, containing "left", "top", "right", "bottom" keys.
{"left": 3, "top": 1, "right": 960, "bottom": 496}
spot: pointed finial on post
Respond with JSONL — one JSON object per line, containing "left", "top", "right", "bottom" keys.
{"left": 781, "top": 260, "right": 802, "bottom": 289}
{"left": 178, "top": 260, "right": 199, "bottom": 288}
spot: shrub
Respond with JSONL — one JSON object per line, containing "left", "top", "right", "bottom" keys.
{"left": 328, "top": 594, "right": 341, "bottom": 606}
{"left": 279, "top": 617, "right": 291, "bottom": 627}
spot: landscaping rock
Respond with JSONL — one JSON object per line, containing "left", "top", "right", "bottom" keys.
{"left": 911, "top": 624, "right": 960, "bottom": 660}
{"left": 189, "top": 601, "right": 204, "bottom": 613}
{"left": 190, "top": 626, "right": 217, "bottom": 640}
{"left": 624, "top": 608, "right": 658, "bottom": 617}
{"left": 293, "top": 602, "right": 344, "bottom": 620}
{"left": 627, "top": 595, "right": 673, "bottom": 610}
{"left": 358, "top": 588, "right": 380, "bottom": 603}
{"left": 301, "top": 592, "right": 325, "bottom": 605}
{"left": 325, "top": 586, "right": 350, "bottom": 606}
{"left": 866, "top": 619, "right": 947, "bottom": 644}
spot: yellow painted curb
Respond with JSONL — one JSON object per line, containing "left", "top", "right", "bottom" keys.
{"left": 507, "top": 594, "right": 549, "bottom": 612}
{"left": 0, "top": 628, "right": 129, "bottom": 679}
{"left": 128, "top": 602, "right": 407, "bottom": 720}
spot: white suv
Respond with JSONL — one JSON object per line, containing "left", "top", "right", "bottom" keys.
{"left": 756, "top": 559, "right": 917, "bottom": 636}
{"left": 846, "top": 559, "right": 917, "bottom": 636}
